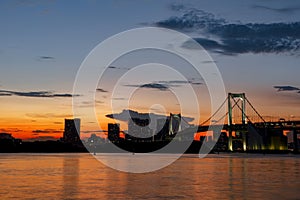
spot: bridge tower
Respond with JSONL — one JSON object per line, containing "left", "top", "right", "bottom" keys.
{"left": 228, "top": 93, "right": 247, "bottom": 151}
{"left": 169, "top": 113, "right": 181, "bottom": 136}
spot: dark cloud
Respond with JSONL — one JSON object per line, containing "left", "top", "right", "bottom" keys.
{"left": 156, "top": 6, "right": 225, "bottom": 31}
{"left": 81, "top": 130, "right": 107, "bottom": 134}
{"left": 0, "top": 89, "right": 79, "bottom": 98}
{"left": 274, "top": 86, "right": 300, "bottom": 92}
{"left": 158, "top": 80, "right": 189, "bottom": 84}
{"left": 155, "top": 5, "right": 300, "bottom": 55}
{"left": 140, "top": 83, "right": 168, "bottom": 90}
{"left": 96, "top": 88, "right": 108, "bottom": 93}
{"left": 107, "top": 65, "right": 130, "bottom": 70}
{"left": 53, "top": 93, "right": 74, "bottom": 97}
{"left": 39, "top": 56, "right": 55, "bottom": 60}
{"left": 252, "top": 5, "right": 300, "bottom": 13}
{"left": 124, "top": 83, "right": 169, "bottom": 91}
{"left": 0, "top": 128, "right": 22, "bottom": 133}
{"left": 124, "top": 81, "right": 202, "bottom": 91}
{"left": 0, "top": 93, "right": 12, "bottom": 96}
{"left": 32, "top": 130, "right": 49, "bottom": 134}
{"left": 181, "top": 38, "right": 221, "bottom": 50}
{"left": 158, "top": 80, "right": 202, "bottom": 86}
{"left": 37, "top": 56, "right": 55, "bottom": 62}
{"left": 32, "top": 129, "right": 61, "bottom": 134}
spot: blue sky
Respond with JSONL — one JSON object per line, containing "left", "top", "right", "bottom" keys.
{"left": 1, "top": 0, "right": 300, "bottom": 139}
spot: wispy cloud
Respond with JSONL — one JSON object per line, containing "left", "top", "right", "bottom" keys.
{"left": 0, "top": 128, "right": 22, "bottom": 133}
{"left": 32, "top": 129, "right": 61, "bottom": 134}
{"left": 0, "top": 89, "right": 79, "bottom": 98}
{"left": 252, "top": 5, "right": 300, "bottom": 13}
{"left": 75, "top": 100, "right": 105, "bottom": 108}
{"left": 155, "top": 4, "right": 300, "bottom": 55}
{"left": 112, "top": 97, "right": 127, "bottom": 101}
{"left": 26, "top": 113, "right": 73, "bottom": 118}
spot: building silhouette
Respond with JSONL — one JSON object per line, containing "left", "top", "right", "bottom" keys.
{"left": 126, "top": 118, "right": 152, "bottom": 142}
{"left": 247, "top": 125, "right": 288, "bottom": 151}
{"left": 154, "top": 118, "right": 169, "bottom": 141}
{"left": 0, "top": 133, "right": 14, "bottom": 140}
{"left": 124, "top": 113, "right": 182, "bottom": 142}
{"left": 108, "top": 123, "right": 120, "bottom": 143}
{"left": 63, "top": 118, "right": 81, "bottom": 143}
{"left": 0, "top": 133, "right": 22, "bottom": 152}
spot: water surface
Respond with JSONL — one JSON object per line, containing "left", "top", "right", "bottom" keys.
{"left": 0, "top": 153, "right": 299, "bottom": 199}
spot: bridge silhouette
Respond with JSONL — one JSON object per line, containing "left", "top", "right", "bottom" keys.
{"left": 179, "top": 93, "right": 300, "bottom": 152}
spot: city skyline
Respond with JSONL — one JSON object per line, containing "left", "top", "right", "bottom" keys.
{"left": 1, "top": 0, "right": 300, "bottom": 141}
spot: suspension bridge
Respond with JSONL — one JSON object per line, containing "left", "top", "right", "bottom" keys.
{"left": 179, "top": 93, "right": 300, "bottom": 152}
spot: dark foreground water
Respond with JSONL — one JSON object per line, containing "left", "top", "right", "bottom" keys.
{"left": 0, "top": 153, "right": 299, "bottom": 199}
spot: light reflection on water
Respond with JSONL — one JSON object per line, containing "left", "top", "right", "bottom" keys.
{"left": 0, "top": 153, "right": 299, "bottom": 199}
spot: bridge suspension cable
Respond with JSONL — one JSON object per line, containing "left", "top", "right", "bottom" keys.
{"left": 211, "top": 98, "right": 242, "bottom": 125}
{"left": 245, "top": 97, "right": 266, "bottom": 123}
{"left": 200, "top": 97, "right": 243, "bottom": 126}
{"left": 231, "top": 97, "right": 265, "bottom": 125}
{"left": 200, "top": 97, "right": 228, "bottom": 126}
{"left": 197, "top": 93, "right": 266, "bottom": 127}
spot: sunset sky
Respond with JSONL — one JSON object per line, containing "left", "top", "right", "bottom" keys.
{"left": 1, "top": 0, "right": 300, "bottom": 140}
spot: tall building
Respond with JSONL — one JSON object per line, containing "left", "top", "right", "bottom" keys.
{"left": 248, "top": 126, "right": 287, "bottom": 151}
{"left": 154, "top": 118, "right": 169, "bottom": 141}
{"left": 126, "top": 118, "right": 152, "bottom": 142}
{"left": 63, "top": 118, "right": 81, "bottom": 143}
{"left": 216, "top": 132, "right": 228, "bottom": 151}
{"left": 108, "top": 123, "right": 120, "bottom": 143}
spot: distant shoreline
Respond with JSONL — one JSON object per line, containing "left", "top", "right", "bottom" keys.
{"left": 0, "top": 140, "right": 298, "bottom": 154}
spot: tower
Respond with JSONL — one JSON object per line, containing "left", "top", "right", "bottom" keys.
{"left": 63, "top": 118, "right": 81, "bottom": 143}
{"left": 228, "top": 93, "right": 246, "bottom": 151}
{"left": 108, "top": 123, "right": 120, "bottom": 143}
{"left": 169, "top": 113, "right": 181, "bottom": 136}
